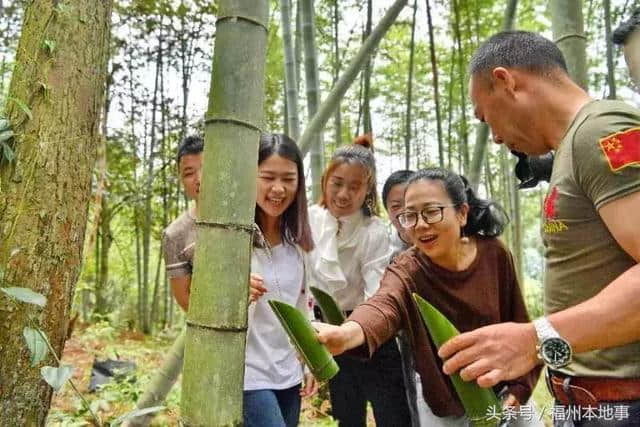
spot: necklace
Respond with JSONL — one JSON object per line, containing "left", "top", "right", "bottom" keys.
{"left": 253, "top": 223, "right": 284, "bottom": 298}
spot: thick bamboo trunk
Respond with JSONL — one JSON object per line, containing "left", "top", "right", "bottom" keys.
{"left": 0, "top": 0, "right": 112, "bottom": 423}
{"left": 299, "top": 0, "right": 408, "bottom": 156}
{"left": 180, "top": 1, "right": 269, "bottom": 425}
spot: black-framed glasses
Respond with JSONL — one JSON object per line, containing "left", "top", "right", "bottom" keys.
{"left": 397, "top": 204, "right": 457, "bottom": 229}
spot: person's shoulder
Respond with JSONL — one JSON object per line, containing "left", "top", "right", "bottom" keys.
{"left": 389, "top": 246, "right": 422, "bottom": 275}
{"left": 573, "top": 100, "right": 640, "bottom": 147}
{"left": 476, "top": 237, "right": 511, "bottom": 261}
{"left": 163, "top": 210, "right": 194, "bottom": 241}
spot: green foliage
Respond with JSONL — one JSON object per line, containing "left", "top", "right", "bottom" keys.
{"left": 23, "top": 327, "right": 50, "bottom": 366}
{"left": 1, "top": 286, "right": 47, "bottom": 307}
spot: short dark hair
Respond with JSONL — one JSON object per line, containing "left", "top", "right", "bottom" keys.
{"left": 177, "top": 135, "right": 203, "bottom": 165}
{"left": 406, "top": 168, "right": 508, "bottom": 238}
{"left": 470, "top": 31, "right": 567, "bottom": 82}
{"left": 255, "top": 133, "right": 314, "bottom": 252}
{"left": 613, "top": 8, "right": 640, "bottom": 45}
{"left": 382, "top": 170, "right": 414, "bottom": 210}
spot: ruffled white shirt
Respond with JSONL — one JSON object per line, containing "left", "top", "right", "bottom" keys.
{"left": 308, "top": 205, "right": 392, "bottom": 311}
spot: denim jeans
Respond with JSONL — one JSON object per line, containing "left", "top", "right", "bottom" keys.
{"left": 243, "top": 384, "right": 301, "bottom": 427}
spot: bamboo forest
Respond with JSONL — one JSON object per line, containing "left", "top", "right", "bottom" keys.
{"left": 1, "top": 0, "right": 640, "bottom": 426}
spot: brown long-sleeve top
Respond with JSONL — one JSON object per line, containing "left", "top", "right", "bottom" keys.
{"left": 348, "top": 237, "right": 541, "bottom": 417}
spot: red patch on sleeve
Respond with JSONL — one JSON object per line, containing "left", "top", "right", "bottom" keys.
{"left": 599, "top": 127, "right": 640, "bottom": 171}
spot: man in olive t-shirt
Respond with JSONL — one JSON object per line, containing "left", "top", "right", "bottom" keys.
{"left": 437, "top": 31, "right": 640, "bottom": 426}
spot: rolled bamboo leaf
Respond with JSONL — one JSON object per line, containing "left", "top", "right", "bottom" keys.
{"left": 413, "top": 293, "right": 502, "bottom": 426}
{"left": 310, "top": 286, "right": 345, "bottom": 325}
{"left": 269, "top": 300, "right": 339, "bottom": 382}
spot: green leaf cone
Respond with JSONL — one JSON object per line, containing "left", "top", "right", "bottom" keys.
{"left": 41, "top": 365, "right": 73, "bottom": 391}
{"left": 310, "top": 286, "right": 345, "bottom": 325}
{"left": 413, "top": 293, "right": 502, "bottom": 426}
{"left": 269, "top": 300, "right": 339, "bottom": 382}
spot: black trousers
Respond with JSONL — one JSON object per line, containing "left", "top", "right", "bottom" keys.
{"left": 328, "top": 338, "right": 412, "bottom": 427}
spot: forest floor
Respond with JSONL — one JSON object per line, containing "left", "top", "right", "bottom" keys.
{"left": 48, "top": 322, "right": 553, "bottom": 426}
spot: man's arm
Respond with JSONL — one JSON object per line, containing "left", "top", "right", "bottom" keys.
{"left": 170, "top": 275, "right": 191, "bottom": 312}
{"left": 439, "top": 191, "right": 640, "bottom": 388}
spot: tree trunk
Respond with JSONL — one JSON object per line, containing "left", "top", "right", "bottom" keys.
{"left": 95, "top": 196, "right": 112, "bottom": 314}
{"left": 181, "top": 1, "right": 269, "bottom": 425}
{"left": 333, "top": 0, "right": 342, "bottom": 146}
{"left": 425, "top": 0, "right": 444, "bottom": 168}
{"left": 281, "top": 0, "right": 300, "bottom": 140}
{"left": 363, "top": 0, "right": 373, "bottom": 135}
{"left": 404, "top": 0, "right": 418, "bottom": 170}
{"left": 0, "top": 0, "right": 111, "bottom": 423}
{"left": 550, "top": 0, "right": 588, "bottom": 90}
{"left": 604, "top": 0, "right": 616, "bottom": 99}
{"left": 451, "top": 0, "right": 469, "bottom": 173}
{"left": 299, "top": 0, "right": 408, "bottom": 157}
{"left": 301, "top": 0, "right": 324, "bottom": 202}
{"left": 468, "top": 0, "right": 518, "bottom": 191}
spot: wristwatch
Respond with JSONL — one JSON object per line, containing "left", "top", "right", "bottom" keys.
{"left": 533, "top": 317, "right": 572, "bottom": 369}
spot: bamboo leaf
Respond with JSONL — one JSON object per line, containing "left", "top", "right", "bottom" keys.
{"left": 1, "top": 287, "right": 47, "bottom": 307}
{"left": 41, "top": 365, "right": 73, "bottom": 391}
{"left": 43, "top": 39, "right": 56, "bottom": 54}
{"left": 8, "top": 97, "right": 33, "bottom": 120}
{"left": 310, "top": 286, "right": 345, "bottom": 325}
{"left": 0, "top": 129, "right": 13, "bottom": 143}
{"left": 110, "top": 406, "right": 166, "bottom": 426}
{"left": 23, "top": 327, "right": 49, "bottom": 366}
{"left": 413, "top": 293, "right": 502, "bottom": 426}
{"left": 2, "top": 142, "right": 14, "bottom": 163}
{"left": 269, "top": 300, "right": 339, "bottom": 382}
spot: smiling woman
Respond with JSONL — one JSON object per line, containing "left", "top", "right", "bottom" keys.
{"left": 307, "top": 134, "right": 412, "bottom": 427}
{"left": 314, "top": 167, "right": 543, "bottom": 426}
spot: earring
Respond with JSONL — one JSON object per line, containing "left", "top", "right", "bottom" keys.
{"left": 460, "top": 229, "right": 469, "bottom": 243}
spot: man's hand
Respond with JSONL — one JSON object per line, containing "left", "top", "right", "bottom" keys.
{"left": 314, "top": 321, "right": 365, "bottom": 356}
{"left": 438, "top": 322, "right": 539, "bottom": 388}
{"left": 300, "top": 373, "right": 319, "bottom": 397}
{"left": 249, "top": 273, "right": 267, "bottom": 302}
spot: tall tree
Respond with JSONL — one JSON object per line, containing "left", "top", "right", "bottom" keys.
{"left": 281, "top": 0, "right": 301, "bottom": 140}
{"left": 333, "top": 0, "right": 342, "bottom": 146}
{"left": 301, "top": 0, "right": 324, "bottom": 201}
{"left": 180, "top": 1, "right": 269, "bottom": 425}
{"left": 0, "top": 0, "right": 112, "bottom": 423}
{"left": 404, "top": 0, "right": 418, "bottom": 169}
{"left": 550, "top": 0, "right": 588, "bottom": 89}
{"left": 425, "top": 0, "right": 444, "bottom": 168}
{"left": 604, "top": 0, "right": 617, "bottom": 99}
{"left": 362, "top": 0, "right": 374, "bottom": 135}
{"left": 468, "top": 0, "right": 518, "bottom": 191}
{"left": 299, "top": 0, "right": 408, "bottom": 157}
{"left": 451, "top": 0, "right": 469, "bottom": 173}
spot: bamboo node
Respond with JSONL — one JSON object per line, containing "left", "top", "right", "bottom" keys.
{"left": 554, "top": 33, "right": 587, "bottom": 44}
{"left": 186, "top": 320, "right": 247, "bottom": 332}
{"left": 204, "top": 116, "right": 263, "bottom": 133}
{"left": 195, "top": 220, "right": 253, "bottom": 234}
{"left": 216, "top": 15, "right": 268, "bottom": 32}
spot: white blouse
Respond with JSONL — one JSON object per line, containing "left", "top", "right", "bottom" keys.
{"left": 308, "top": 205, "right": 392, "bottom": 311}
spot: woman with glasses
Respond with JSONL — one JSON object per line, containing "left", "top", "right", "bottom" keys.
{"left": 315, "top": 168, "right": 541, "bottom": 426}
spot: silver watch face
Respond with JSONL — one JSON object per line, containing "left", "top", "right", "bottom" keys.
{"left": 540, "top": 337, "right": 572, "bottom": 369}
